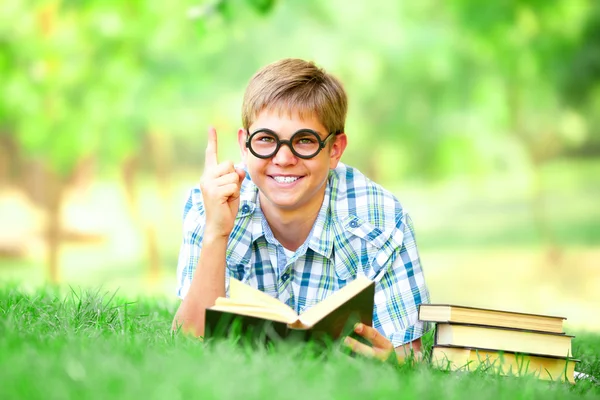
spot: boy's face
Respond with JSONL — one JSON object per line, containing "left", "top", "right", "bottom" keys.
{"left": 238, "top": 109, "right": 347, "bottom": 215}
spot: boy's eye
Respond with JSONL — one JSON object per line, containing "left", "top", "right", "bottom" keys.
{"left": 294, "top": 136, "right": 318, "bottom": 145}
{"left": 256, "top": 135, "right": 276, "bottom": 143}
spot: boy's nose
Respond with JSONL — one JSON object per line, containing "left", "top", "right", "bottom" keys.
{"left": 271, "top": 143, "right": 298, "bottom": 165}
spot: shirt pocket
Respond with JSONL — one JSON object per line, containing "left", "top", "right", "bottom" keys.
{"left": 333, "top": 215, "right": 397, "bottom": 281}
{"left": 226, "top": 263, "right": 248, "bottom": 281}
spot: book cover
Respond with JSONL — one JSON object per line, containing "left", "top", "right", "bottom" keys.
{"left": 431, "top": 345, "right": 579, "bottom": 383}
{"left": 419, "top": 304, "right": 565, "bottom": 334}
{"left": 434, "top": 323, "right": 574, "bottom": 358}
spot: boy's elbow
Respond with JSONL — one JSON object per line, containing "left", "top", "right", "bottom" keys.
{"left": 171, "top": 315, "right": 182, "bottom": 333}
{"left": 395, "top": 338, "right": 423, "bottom": 362}
{"left": 171, "top": 305, "right": 184, "bottom": 332}
{"left": 172, "top": 303, "right": 204, "bottom": 338}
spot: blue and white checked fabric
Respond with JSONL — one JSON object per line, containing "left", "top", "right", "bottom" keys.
{"left": 176, "top": 162, "right": 431, "bottom": 346}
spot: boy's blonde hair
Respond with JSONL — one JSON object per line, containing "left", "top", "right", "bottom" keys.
{"left": 242, "top": 58, "right": 348, "bottom": 135}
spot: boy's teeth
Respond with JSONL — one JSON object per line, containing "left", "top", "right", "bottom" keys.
{"left": 274, "top": 176, "right": 299, "bottom": 183}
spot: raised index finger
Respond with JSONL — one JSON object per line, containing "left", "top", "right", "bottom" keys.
{"left": 205, "top": 126, "right": 218, "bottom": 168}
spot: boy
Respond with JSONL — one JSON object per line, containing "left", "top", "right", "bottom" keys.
{"left": 172, "top": 58, "right": 430, "bottom": 361}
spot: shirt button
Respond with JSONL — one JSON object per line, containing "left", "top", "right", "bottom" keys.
{"left": 281, "top": 273, "right": 290, "bottom": 282}
{"left": 241, "top": 204, "right": 250, "bottom": 213}
{"left": 349, "top": 220, "right": 359, "bottom": 228}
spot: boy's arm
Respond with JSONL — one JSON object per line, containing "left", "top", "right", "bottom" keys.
{"left": 172, "top": 234, "right": 228, "bottom": 337}
{"left": 396, "top": 337, "right": 422, "bottom": 361}
{"left": 172, "top": 127, "right": 245, "bottom": 337}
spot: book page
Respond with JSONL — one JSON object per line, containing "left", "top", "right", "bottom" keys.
{"left": 228, "top": 278, "right": 297, "bottom": 317}
{"left": 214, "top": 297, "right": 298, "bottom": 322}
{"left": 209, "top": 304, "right": 297, "bottom": 324}
{"left": 298, "top": 276, "right": 373, "bottom": 327}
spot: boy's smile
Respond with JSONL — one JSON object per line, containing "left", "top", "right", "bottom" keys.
{"left": 238, "top": 109, "right": 346, "bottom": 219}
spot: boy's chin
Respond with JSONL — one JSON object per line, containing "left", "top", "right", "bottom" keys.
{"left": 262, "top": 195, "right": 302, "bottom": 210}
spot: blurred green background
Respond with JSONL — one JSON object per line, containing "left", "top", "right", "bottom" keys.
{"left": 0, "top": 0, "right": 599, "bottom": 331}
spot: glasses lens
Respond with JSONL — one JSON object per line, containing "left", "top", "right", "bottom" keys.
{"left": 291, "top": 131, "right": 321, "bottom": 157}
{"left": 250, "top": 131, "right": 278, "bottom": 157}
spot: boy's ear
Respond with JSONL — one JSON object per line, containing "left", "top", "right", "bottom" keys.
{"left": 329, "top": 133, "right": 347, "bottom": 169}
{"left": 238, "top": 128, "right": 248, "bottom": 159}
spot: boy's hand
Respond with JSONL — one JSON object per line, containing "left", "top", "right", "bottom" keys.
{"left": 343, "top": 323, "right": 395, "bottom": 362}
{"left": 199, "top": 126, "right": 246, "bottom": 239}
{"left": 343, "top": 323, "right": 423, "bottom": 363}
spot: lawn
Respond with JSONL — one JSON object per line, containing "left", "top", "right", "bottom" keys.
{"left": 1, "top": 286, "right": 599, "bottom": 400}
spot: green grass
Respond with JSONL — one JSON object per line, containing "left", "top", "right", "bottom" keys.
{"left": 1, "top": 287, "right": 599, "bottom": 399}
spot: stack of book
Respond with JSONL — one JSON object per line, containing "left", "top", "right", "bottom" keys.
{"left": 419, "top": 304, "right": 579, "bottom": 383}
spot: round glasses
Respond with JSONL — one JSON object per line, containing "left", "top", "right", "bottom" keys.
{"left": 246, "top": 128, "right": 339, "bottom": 159}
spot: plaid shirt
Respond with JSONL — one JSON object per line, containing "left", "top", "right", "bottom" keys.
{"left": 176, "top": 163, "right": 430, "bottom": 346}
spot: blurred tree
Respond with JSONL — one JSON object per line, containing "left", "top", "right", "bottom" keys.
{"left": 560, "top": 1, "right": 600, "bottom": 156}
{"left": 446, "top": 0, "right": 593, "bottom": 258}
{"left": 1, "top": 0, "right": 598, "bottom": 282}
{"left": 0, "top": 0, "right": 278, "bottom": 283}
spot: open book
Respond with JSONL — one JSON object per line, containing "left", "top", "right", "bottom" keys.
{"left": 204, "top": 276, "right": 375, "bottom": 342}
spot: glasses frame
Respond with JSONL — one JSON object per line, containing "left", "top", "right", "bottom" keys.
{"left": 245, "top": 128, "right": 340, "bottom": 160}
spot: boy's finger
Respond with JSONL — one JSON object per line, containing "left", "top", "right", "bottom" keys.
{"left": 354, "top": 323, "right": 393, "bottom": 350}
{"left": 235, "top": 168, "right": 246, "bottom": 183}
{"left": 343, "top": 337, "right": 376, "bottom": 358}
{"left": 213, "top": 171, "right": 241, "bottom": 186}
{"left": 343, "top": 337, "right": 390, "bottom": 361}
{"left": 205, "top": 126, "right": 219, "bottom": 168}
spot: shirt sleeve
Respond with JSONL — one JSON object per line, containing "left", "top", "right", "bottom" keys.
{"left": 372, "top": 212, "right": 432, "bottom": 347}
{"left": 175, "top": 188, "right": 206, "bottom": 300}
